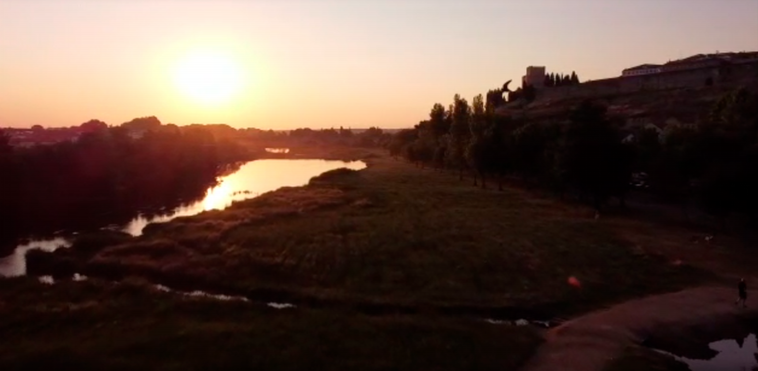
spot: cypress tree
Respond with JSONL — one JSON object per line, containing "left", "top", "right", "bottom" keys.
{"left": 571, "top": 71, "right": 580, "bottom": 85}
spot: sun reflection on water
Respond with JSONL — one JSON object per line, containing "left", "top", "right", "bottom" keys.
{"left": 121, "top": 159, "right": 366, "bottom": 236}
{"left": 0, "top": 159, "right": 367, "bottom": 278}
{"left": 203, "top": 182, "right": 231, "bottom": 211}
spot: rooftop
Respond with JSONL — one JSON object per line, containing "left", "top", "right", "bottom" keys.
{"left": 623, "top": 64, "right": 662, "bottom": 71}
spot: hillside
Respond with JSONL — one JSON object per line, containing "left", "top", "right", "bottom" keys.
{"left": 501, "top": 83, "right": 758, "bottom": 128}
{"left": 500, "top": 57, "right": 758, "bottom": 127}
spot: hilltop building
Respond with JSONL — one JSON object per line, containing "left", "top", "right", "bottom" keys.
{"left": 522, "top": 66, "right": 546, "bottom": 88}
{"left": 620, "top": 51, "right": 758, "bottom": 77}
{"left": 622, "top": 64, "right": 662, "bottom": 77}
{"left": 499, "top": 50, "right": 758, "bottom": 119}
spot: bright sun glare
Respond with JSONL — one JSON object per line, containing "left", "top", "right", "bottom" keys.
{"left": 173, "top": 50, "right": 244, "bottom": 105}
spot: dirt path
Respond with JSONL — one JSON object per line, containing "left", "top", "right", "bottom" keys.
{"left": 520, "top": 286, "right": 758, "bottom": 371}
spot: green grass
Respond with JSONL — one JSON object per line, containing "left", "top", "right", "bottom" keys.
{"left": 0, "top": 278, "right": 541, "bottom": 371}
{"left": 63, "top": 151, "right": 705, "bottom": 315}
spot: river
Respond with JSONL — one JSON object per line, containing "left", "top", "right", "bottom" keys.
{"left": 654, "top": 333, "right": 758, "bottom": 371}
{"left": 0, "top": 158, "right": 366, "bottom": 277}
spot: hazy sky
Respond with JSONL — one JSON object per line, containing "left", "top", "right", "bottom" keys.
{"left": 2, "top": 0, "right": 757, "bottom": 129}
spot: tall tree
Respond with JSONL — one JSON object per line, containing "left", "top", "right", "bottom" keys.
{"left": 486, "top": 89, "right": 506, "bottom": 110}
{"left": 487, "top": 116, "right": 517, "bottom": 190}
{"left": 570, "top": 71, "right": 580, "bottom": 85}
{"left": 511, "top": 122, "right": 558, "bottom": 182}
{"left": 466, "top": 95, "right": 489, "bottom": 187}
{"left": 446, "top": 94, "right": 471, "bottom": 180}
{"left": 697, "top": 88, "right": 758, "bottom": 222}
{"left": 429, "top": 103, "right": 448, "bottom": 139}
{"left": 560, "top": 101, "right": 632, "bottom": 211}
{"left": 388, "top": 129, "right": 417, "bottom": 158}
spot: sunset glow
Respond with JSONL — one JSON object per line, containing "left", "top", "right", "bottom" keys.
{"left": 173, "top": 50, "right": 245, "bottom": 106}
{"left": 1, "top": 0, "right": 757, "bottom": 128}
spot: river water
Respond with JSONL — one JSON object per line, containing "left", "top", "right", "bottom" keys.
{"left": 656, "top": 333, "right": 758, "bottom": 371}
{"left": 0, "top": 158, "right": 366, "bottom": 277}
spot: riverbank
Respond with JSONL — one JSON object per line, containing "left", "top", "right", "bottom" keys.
{"left": 522, "top": 286, "right": 758, "bottom": 371}
{"left": 5, "top": 147, "right": 754, "bottom": 369}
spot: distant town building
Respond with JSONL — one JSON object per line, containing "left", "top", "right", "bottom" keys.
{"left": 621, "top": 52, "right": 758, "bottom": 77}
{"left": 622, "top": 64, "right": 662, "bottom": 77}
{"left": 523, "top": 66, "right": 546, "bottom": 88}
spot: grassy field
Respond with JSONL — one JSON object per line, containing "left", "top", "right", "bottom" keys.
{"left": 0, "top": 277, "right": 541, "bottom": 371}
{"left": 7, "top": 147, "right": 724, "bottom": 370}
{"left": 47, "top": 148, "right": 707, "bottom": 316}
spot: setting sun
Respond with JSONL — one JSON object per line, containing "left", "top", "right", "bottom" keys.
{"left": 173, "top": 50, "right": 244, "bottom": 105}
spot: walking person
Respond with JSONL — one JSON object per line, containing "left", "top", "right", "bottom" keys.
{"left": 736, "top": 278, "right": 747, "bottom": 308}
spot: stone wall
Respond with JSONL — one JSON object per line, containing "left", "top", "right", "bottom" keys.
{"left": 535, "top": 61, "right": 758, "bottom": 102}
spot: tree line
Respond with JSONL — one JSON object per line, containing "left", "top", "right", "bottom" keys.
{"left": 241, "top": 126, "right": 393, "bottom": 148}
{"left": 544, "top": 72, "right": 580, "bottom": 87}
{"left": 387, "top": 88, "right": 758, "bottom": 225}
{"left": 0, "top": 117, "right": 253, "bottom": 248}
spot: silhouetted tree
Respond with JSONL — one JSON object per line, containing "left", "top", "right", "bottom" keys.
{"left": 466, "top": 94, "right": 490, "bottom": 187}
{"left": 388, "top": 129, "right": 417, "bottom": 158}
{"left": 560, "top": 101, "right": 632, "bottom": 211}
{"left": 80, "top": 119, "right": 108, "bottom": 133}
{"left": 694, "top": 88, "right": 758, "bottom": 223}
{"left": 446, "top": 94, "right": 471, "bottom": 180}
{"left": 429, "top": 103, "right": 449, "bottom": 138}
{"left": 486, "top": 89, "right": 506, "bottom": 109}
{"left": 339, "top": 126, "right": 353, "bottom": 139}
{"left": 0, "top": 120, "right": 252, "bottom": 242}
{"left": 484, "top": 115, "right": 522, "bottom": 190}
{"left": 571, "top": 71, "right": 580, "bottom": 85}
{"left": 389, "top": 85, "right": 758, "bottom": 226}
{"left": 121, "top": 116, "right": 161, "bottom": 132}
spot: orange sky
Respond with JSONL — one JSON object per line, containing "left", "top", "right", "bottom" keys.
{"left": 1, "top": 0, "right": 757, "bottom": 129}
